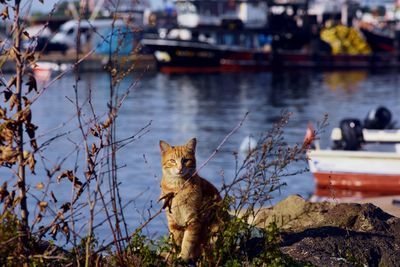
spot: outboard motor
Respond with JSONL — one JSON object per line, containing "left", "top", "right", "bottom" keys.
{"left": 364, "top": 106, "right": 392, "bottom": 129}
{"left": 337, "top": 119, "right": 364, "bottom": 150}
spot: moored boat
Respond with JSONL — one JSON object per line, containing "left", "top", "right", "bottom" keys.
{"left": 308, "top": 148, "right": 400, "bottom": 194}
{"left": 141, "top": 0, "right": 273, "bottom": 73}
{"left": 141, "top": 0, "right": 400, "bottom": 73}
{"left": 141, "top": 24, "right": 273, "bottom": 73}
{"left": 141, "top": 32, "right": 224, "bottom": 73}
{"left": 307, "top": 107, "right": 400, "bottom": 196}
{"left": 31, "top": 61, "right": 70, "bottom": 82}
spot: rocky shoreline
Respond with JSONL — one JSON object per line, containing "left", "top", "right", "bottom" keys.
{"left": 252, "top": 195, "right": 400, "bottom": 266}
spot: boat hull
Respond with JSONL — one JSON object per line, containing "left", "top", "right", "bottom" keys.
{"left": 313, "top": 171, "right": 400, "bottom": 194}
{"left": 141, "top": 38, "right": 274, "bottom": 73}
{"left": 360, "top": 28, "right": 395, "bottom": 53}
{"left": 308, "top": 149, "right": 400, "bottom": 193}
{"left": 141, "top": 38, "right": 223, "bottom": 73}
{"left": 142, "top": 38, "right": 399, "bottom": 74}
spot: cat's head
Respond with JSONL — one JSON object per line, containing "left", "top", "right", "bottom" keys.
{"left": 159, "top": 138, "right": 197, "bottom": 179}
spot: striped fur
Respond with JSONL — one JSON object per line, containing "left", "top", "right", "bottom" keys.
{"left": 159, "top": 138, "right": 222, "bottom": 261}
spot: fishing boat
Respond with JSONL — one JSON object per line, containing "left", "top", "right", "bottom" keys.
{"left": 141, "top": 0, "right": 272, "bottom": 73}
{"left": 307, "top": 107, "right": 400, "bottom": 196}
{"left": 141, "top": 26, "right": 272, "bottom": 73}
{"left": 141, "top": 0, "right": 400, "bottom": 73}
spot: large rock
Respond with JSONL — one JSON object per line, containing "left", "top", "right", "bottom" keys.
{"left": 252, "top": 195, "right": 400, "bottom": 266}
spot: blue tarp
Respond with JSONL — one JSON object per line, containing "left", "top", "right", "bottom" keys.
{"left": 95, "top": 26, "right": 141, "bottom": 55}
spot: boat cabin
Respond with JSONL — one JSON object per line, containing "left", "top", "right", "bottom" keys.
{"left": 173, "top": 0, "right": 268, "bottom": 28}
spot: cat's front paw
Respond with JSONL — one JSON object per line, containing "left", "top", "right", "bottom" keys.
{"left": 178, "top": 253, "right": 197, "bottom": 266}
{"left": 158, "top": 192, "right": 175, "bottom": 213}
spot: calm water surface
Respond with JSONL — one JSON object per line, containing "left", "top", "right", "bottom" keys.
{"left": 2, "top": 70, "right": 399, "bottom": 241}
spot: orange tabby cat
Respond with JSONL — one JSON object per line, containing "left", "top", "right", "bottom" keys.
{"left": 159, "top": 138, "right": 222, "bottom": 261}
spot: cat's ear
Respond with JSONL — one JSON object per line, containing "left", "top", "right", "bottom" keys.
{"left": 186, "top": 138, "right": 197, "bottom": 152}
{"left": 160, "top": 140, "right": 171, "bottom": 154}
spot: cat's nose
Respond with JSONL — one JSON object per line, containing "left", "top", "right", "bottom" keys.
{"left": 177, "top": 163, "right": 183, "bottom": 174}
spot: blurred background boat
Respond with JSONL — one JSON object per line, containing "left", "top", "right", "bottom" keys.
{"left": 141, "top": 0, "right": 273, "bottom": 73}
{"left": 31, "top": 61, "right": 71, "bottom": 82}
{"left": 141, "top": 0, "right": 400, "bottom": 73}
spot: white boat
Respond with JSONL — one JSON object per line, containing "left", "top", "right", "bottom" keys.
{"left": 308, "top": 147, "right": 400, "bottom": 193}
{"left": 307, "top": 107, "right": 400, "bottom": 196}
{"left": 31, "top": 61, "right": 70, "bottom": 82}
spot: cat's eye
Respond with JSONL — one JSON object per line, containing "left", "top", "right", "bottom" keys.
{"left": 169, "top": 159, "right": 176, "bottom": 164}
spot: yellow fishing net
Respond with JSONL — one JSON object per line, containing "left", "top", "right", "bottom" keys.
{"left": 320, "top": 25, "right": 372, "bottom": 55}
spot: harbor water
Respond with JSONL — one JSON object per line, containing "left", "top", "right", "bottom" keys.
{"left": 2, "top": 69, "right": 400, "bottom": 241}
